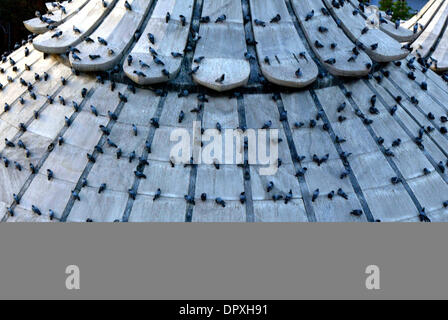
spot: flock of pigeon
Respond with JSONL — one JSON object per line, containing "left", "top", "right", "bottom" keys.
{"left": 1, "top": 0, "right": 448, "bottom": 222}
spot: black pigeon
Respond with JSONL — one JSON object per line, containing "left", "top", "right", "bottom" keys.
{"left": 147, "top": 33, "right": 155, "bottom": 44}
{"left": 153, "top": 189, "right": 161, "bottom": 201}
{"left": 31, "top": 205, "right": 42, "bottom": 216}
{"left": 312, "top": 189, "right": 320, "bottom": 202}
{"left": 418, "top": 208, "right": 431, "bottom": 222}
{"left": 254, "top": 19, "right": 266, "bottom": 27}
{"left": 270, "top": 14, "right": 281, "bottom": 23}
{"left": 98, "top": 183, "right": 107, "bottom": 194}
{"left": 215, "top": 15, "right": 226, "bottom": 23}
{"left": 215, "top": 74, "right": 225, "bottom": 83}
{"left": 350, "top": 210, "right": 363, "bottom": 217}
{"left": 305, "top": 10, "right": 314, "bottom": 21}
{"left": 215, "top": 197, "right": 226, "bottom": 207}
{"left": 134, "top": 170, "right": 147, "bottom": 179}
{"left": 47, "top": 169, "right": 54, "bottom": 181}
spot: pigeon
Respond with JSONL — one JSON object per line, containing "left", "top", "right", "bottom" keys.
{"left": 418, "top": 208, "right": 431, "bottom": 222}
{"left": 31, "top": 205, "right": 42, "bottom": 216}
{"left": 284, "top": 190, "right": 293, "bottom": 204}
{"left": 337, "top": 188, "right": 348, "bottom": 200}
{"left": 153, "top": 189, "right": 161, "bottom": 201}
{"left": 254, "top": 19, "right": 266, "bottom": 27}
{"left": 270, "top": 14, "right": 281, "bottom": 23}
{"left": 305, "top": 10, "right": 314, "bottom": 21}
{"left": 153, "top": 56, "right": 165, "bottom": 66}
{"left": 312, "top": 189, "right": 320, "bottom": 202}
{"left": 180, "top": 15, "right": 187, "bottom": 26}
{"left": 184, "top": 195, "right": 195, "bottom": 205}
{"left": 150, "top": 118, "right": 159, "bottom": 128}
{"left": 94, "top": 145, "right": 104, "bottom": 154}
{"left": 215, "top": 197, "right": 226, "bottom": 207}
{"left": 266, "top": 181, "right": 274, "bottom": 193}
{"left": 128, "top": 188, "right": 137, "bottom": 200}
{"left": 87, "top": 153, "right": 96, "bottom": 163}
{"left": 134, "top": 170, "right": 147, "bottom": 179}
{"left": 51, "top": 31, "right": 63, "bottom": 39}
{"left": 107, "top": 139, "right": 118, "bottom": 148}
{"left": 194, "top": 56, "right": 205, "bottom": 64}
{"left": 147, "top": 33, "right": 155, "bottom": 44}
{"left": 47, "top": 169, "right": 54, "bottom": 181}
{"left": 72, "top": 26, "right": 82, "bottom": 34}
{"left": 199, "top": 15, "right": 211, "bottom": 24}
{"left": 314, "top": 40, "right": 324, "bottom": 49}
{"left": 215, "top": 14, "right": 226, "bottom": 23}
{"left": 230, "top": 190, "right": 243, "bottom": 206}
{"left": 215, "top": 74, "right": 225, "bottom": 83}
{"left": 108, "top": 111, "right": 118, "bottom": 121}
{"left": 72, "top": 190, "right": 81, "bottom": 201}
{"left": 171, "top": 52, "right": 183, "bottom": 58}
{"left": 98, "top": 183, "right": 107, "bottom": 194}
{"left": 129, "top": 151, "right": 136, "bottom": 163}
{"left": 5, "top": 138, "right": 15, "bottom": 148}
{"left": 350, "top": 210, "right": 363, "bottom": 217}
{"left": 98, "top": 37, "right": 108, "bottom": 46}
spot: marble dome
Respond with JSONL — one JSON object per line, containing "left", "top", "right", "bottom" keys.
{"left": 1, "top": 0, "right": 448, "bottom": 222}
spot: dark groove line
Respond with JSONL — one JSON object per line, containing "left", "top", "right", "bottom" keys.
{"left": 121, "top": 93, "right": 167, "bottom": 222}
{"left": 183, "top": 0, "right": 206, "bottom": 223}
{"left": 309, "top": 89, "right": 375, "bottom": 222}
{"left": 365, "top": 79, "right": 448, "bottom": 184}
{"left": 172, "top": 0, "right": 205, "bottom": 87}
{"left": 1, "top": 86, "right": 97, "bottom": 222}
{"left": 241, "top": 0, "right": 263, "bottom": 85}
{"left": 274, "top": 95, "right": 317, "bottom": 222}
{"left": 236, "top": 94, "right": 255, "bottom": 222}
{"left": 338, "top": 85, "right": 425, "bottom": 216}
{"left": 285, "top": 0, "right": 340, "bottom": 89}
{"left": 59, "top": 88, "right": 132, "bottom": 222}
{"left": 184, "top": 97, "right": 204, "bottom": 223}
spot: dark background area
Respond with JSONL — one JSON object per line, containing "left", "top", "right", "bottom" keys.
{"left": 0, "top": 0, "right": 47, "bottom": 55}
{"left": 371, "top": 0, "right": 428, "bottom": 11}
